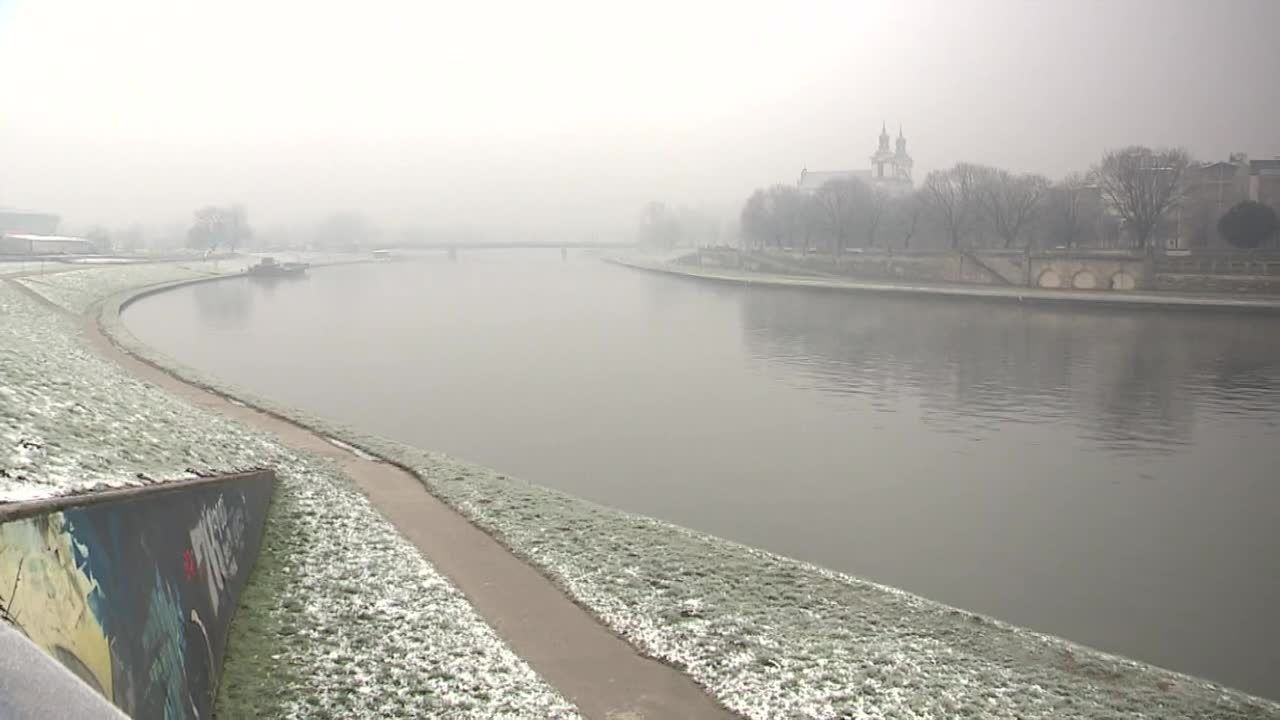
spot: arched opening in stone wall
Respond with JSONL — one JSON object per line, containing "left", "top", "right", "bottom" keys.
{"left": 1111, "top": 271, "right": 1137, "bottom": 290}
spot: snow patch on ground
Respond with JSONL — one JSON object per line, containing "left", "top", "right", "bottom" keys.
{"left": 325, "top": 436, "right": 380, "bottom": 462}
{"left": 94, "top": 274, "right": 1280, "bottom": 720}
{"left": 0, "top": 283, "right": 577, "bottom": 718}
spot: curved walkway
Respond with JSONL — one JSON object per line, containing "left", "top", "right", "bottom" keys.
{"left": 10, "top": 277, "right": 735, "bottom": 720}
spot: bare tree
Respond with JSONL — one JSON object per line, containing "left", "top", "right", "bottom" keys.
{"left": 739, "top": 185, "right": 808, "bottom": 249}
{"left": 769, "top": 185, "right": 809, "bottom": 249}
{"left": 920, "top": 164, "right": 980, "bottom": 249}
{"left": 862, "top": 186, "right": 890, "bottom": 247}
{"left": 972, "top": 166, "right": 1049, "bottom": 248}
{"left": 740, "top": 190, "right": 772, "bottom": 249}
{"left": 813, "top": 178, "right": 863, "bottom": 252}
{"left": 1092, "top": 146, "right": 1191, "bottom": 249}
{"left": 893, "top": 193, "right": 923, "bottom": 249}
{"left": 1044, "top": 173, "right": 1095, "bottom": 248}
{"left": 796, "top": 192, "right": 821, "bottom": 251}
{"left": 187, "top": 205, "right": 253, "bottom": 253}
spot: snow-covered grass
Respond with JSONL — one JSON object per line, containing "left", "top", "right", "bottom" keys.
{"left": 14, "top": 260, "right": 248, "bottom": 314}
{"left": 343, "top": 443, "right": 1280, "bottom": 720}
{"left": 0, "top": 283, "right": 577, "bottom": 718}
{"left": 90, "top": 272, "right": 1280, "bottom": 719}
{"left": 12, "top": 253, "right": 379, "bottom": 316}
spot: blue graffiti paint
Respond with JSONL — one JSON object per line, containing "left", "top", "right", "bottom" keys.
{"left": 142, "top": 569, "right": 189, "bottom": 720}
{"left": 3, "top": 472, "right": 274, "bottom": 719}
{"left": 63, "top": 509, "right": 122, "bottom": 641}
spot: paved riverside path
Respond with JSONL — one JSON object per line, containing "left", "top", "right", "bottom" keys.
{"left": 610, "top": 257, "right": 1280, "bottom": 313}
{"left": 7, "top": 278, "right": 736, "bottom": 720}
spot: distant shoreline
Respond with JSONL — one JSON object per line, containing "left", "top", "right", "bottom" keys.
{"left": 608, "top": 255, "right": 1280, "bottom": 313}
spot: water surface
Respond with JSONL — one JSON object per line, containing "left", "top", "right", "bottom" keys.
{"left": 125, "top": 251, "right": 1280, "bottom": 699}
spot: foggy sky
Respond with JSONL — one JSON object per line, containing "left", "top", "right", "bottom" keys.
{"left": 1, "top": 0, "right": 1277, "bottom": 238}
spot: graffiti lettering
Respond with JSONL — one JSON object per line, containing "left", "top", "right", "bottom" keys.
{"left": 0, "top": 471, "right": 273, "bottom": 719}
{"left": 188, "top": 496, "right": 248, "bottom": 617}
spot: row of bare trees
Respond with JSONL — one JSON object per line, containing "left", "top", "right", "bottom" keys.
{"left": 923, "top": 146, "right": 1192, "bottom": 250}
{"left": 740, "top": 146, "right": 1196, "bottom": 252}
{"left": 911, "top": 147, "right": 1193, "bottom": 251}
{"left": 919, "top": 164, "right": 1050, "bottom": 249}
{"left": 186, "top": 204, "right": 252, "bottom": 253}
{"left": 740, "top": 182, "right": 920, "bottom": 252}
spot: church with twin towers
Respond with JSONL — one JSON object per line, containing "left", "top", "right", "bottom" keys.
{"left": 797, "top": 122, "right": 914, "bottom": 197}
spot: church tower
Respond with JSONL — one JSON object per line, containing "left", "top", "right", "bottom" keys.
{"left": 870, "top": 121, "right": 895, "bottom": 179}
{"left": 893, "top": 125, "right": 913, "bottom": 183}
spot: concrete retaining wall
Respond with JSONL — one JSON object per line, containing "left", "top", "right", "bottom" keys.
{"left": 734, "top": 249, "right": 974, "bottom": 282}
{"left": 703, "top": 249, "right": 1158, "bottom": 291}
{"left": 0, "top": 470, "right": 275, "bottom": 719}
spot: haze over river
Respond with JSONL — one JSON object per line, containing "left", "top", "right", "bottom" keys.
{"left": 125, "top": 251, "right": 1280, "bottom": 700}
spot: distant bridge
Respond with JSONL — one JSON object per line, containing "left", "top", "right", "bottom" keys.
{"left": 377, "top": 241, "right": 637, "bottom": 251}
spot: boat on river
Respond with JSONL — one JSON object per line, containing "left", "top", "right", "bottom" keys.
{"left": 247, "top": 257, "right": 309, "bottom": 278}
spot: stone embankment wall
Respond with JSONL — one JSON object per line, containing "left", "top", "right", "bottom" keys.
{"left": 0, "top": 470, "right": 275, "bottom": 719}
{"left": 698, "top": 248, "right": 1149, "bottom": 290}
{"left": 1028, "top": 253, "right": 1146, "bottom": 290}
{"left": 1152, "top": 273, "right": 1280, "bottom": 294}
{"left": 694, "top": 248, "right": 1280, "bottom": 294}
{"left": 1152, "top": 253, "right": 1280, "bottom": 294}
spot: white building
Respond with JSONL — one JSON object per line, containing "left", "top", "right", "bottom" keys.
{"left": 798, "top": 123, "right": 914, "bottom": 196}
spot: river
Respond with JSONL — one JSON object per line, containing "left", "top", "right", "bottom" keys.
{"left": 124, "top": 250, "right": 1280, "bottom": 700}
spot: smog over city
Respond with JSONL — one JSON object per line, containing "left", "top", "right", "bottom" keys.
{"left": 2, "top": 2, "right": 1280, "bottom": 719}
{"left": 2, "top": 0, "right": 1279, "bottom": 241}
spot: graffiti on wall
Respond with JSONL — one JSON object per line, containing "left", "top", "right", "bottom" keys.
{"left": 189, "top": 495, "right": 248, "bottom": 619}
{"left": 0, "top": 470, "right": 274, "bottom": 719}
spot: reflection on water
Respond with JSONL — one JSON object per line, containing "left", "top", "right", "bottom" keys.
{"left": 740, "top": 293, "right": 1280, "bottom": 455}
{"left": 125, "top": 253, "right": 1280, "bottom": 700}
{"left": 192, "top": 280, "right": 254, "bottom": 328}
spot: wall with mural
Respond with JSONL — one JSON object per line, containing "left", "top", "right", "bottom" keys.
{"left": 0, "top": 470, "right": 275, "bottom": 719}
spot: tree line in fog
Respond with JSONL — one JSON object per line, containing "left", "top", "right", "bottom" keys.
{"left": 73, "top": 147, "right": 1278, "bottom": 256}
{"left": 87, "top": 210, "right": 479, "bottom": 254}
{"left": 727, "top": 146, "right": 1277, "bottom": 253}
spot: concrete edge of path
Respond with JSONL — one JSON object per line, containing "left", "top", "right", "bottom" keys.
{"left": 3, "top": 277, "right": 738, "bottom": 720}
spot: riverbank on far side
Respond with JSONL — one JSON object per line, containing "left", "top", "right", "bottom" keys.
{"left": 607, "top": 255, "right": 1280, "bottom": 313}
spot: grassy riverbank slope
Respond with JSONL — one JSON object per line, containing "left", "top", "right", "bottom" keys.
{"left": 1, "top": 266, "right": 577, "bottom": 719}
